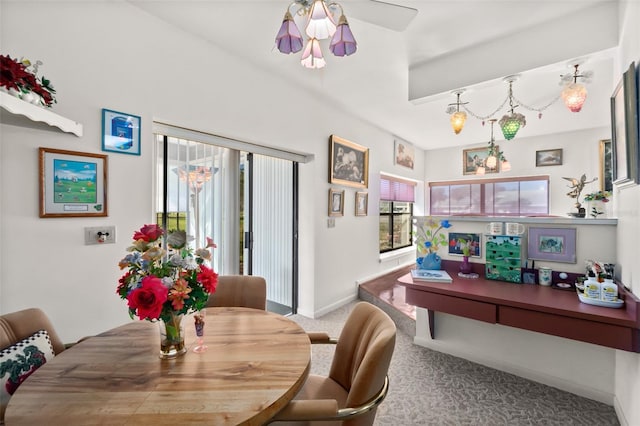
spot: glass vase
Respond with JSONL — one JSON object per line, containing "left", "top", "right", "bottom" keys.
{"left": 459, "top": 256, "right": 473, "bottom": 274}
{"left": 159, "top": 312, "right": 187, "bottom": 359}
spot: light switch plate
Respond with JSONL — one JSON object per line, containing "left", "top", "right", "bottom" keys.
{"left": 85, "top": 226, "right": 116, "bottom": 245}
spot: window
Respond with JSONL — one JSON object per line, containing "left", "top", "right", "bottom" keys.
{"left": 429, "top": 176, "right": 549, "bottom": 216}
{"left": 379, "top": 175, "right": 416, "bottom": 253}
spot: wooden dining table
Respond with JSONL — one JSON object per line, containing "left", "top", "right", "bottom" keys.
{"left": 5, "top": 307, "right": 311, "bottom": 425}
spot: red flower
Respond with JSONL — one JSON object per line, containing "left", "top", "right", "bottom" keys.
{"left": 0, "top": 55, "right": 29, "bottom": 91}
{"left": 132, "top": 224, "right": 164, "bottom": 243}
{"left": 127, "top": 275, "right": 168, "bottom": 320}
{"left": 197, "top": 265, "right": 218, "bottom": 293}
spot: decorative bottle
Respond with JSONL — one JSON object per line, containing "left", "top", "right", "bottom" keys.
{"left": 601, "top": 275, "right": 618, "bottom": 302}
{"left": 584, "top": 272, "right": 601, "bottom": 299}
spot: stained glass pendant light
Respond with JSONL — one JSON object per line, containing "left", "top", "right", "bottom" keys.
{"left": 478, "top": 119, "right": 510, "bottom": 175}
{"left": 448, "top": 90, "right": 468, "bottom": 135}
{"left": 561, "top": 64, "right": 588, "bottom": 112}
{"left": 499, "top": 77, "right": 526, "bottom": 140}
{"left": 274, "top": 0, "right": 357, "bottom": 69}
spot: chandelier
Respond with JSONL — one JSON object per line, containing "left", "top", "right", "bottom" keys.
{"left": 560, "top": 64, "right": 592, "bottom": 113}
{"left": 477, "top": 119, "right": 510, "bottom": 175}
{"left": 498, "top": 77, "right": 526, "bottom": 140}
{"left": 446, "top": 90, "right": 468, "bottom": 135}
{"left": 275, "top": 0, "right": 357, "bottom": 69}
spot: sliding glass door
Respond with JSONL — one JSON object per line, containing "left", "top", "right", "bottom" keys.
{"left": 155, "top": 132, "right": 298, "bottom": 315}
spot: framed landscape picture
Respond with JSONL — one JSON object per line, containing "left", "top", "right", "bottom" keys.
{"left": 463, "top": 147, "right": 498, "bottom": 175}
{"left": 535, "top": 149, "right": 563, "bottom": 166}
{"left": 39, "top": 147, "right": 108, "bottom": 218}
{"left": 329, "top": 135, "right": 369, "bottom": 188}
{"left": 448, "top": 232, "right": 481, "bottom": 257}
{"left": 527, "top": 227, "right": 576, "bottom": 263}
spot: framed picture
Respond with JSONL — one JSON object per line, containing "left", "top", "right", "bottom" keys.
{"left": 394, "top": 139, "right": 415, "bottom": 169}
{"left": 102, "top": 108, "right": 141, "bottom": 156}
{"left": 329, "top": 135, "right": 369, "bottom": 188}
{"left": 39, "top": 147, "right": 108, "bottom": 218}
{"left": 599, "top": 139, "right": 613, "bottom": 192}
{"left": 463, "top": 147, "right": 498, "bottom": 175}
{"left": 611, "top": 62, "right": 639, "bottom": 185}
{"left": 535, "top": 148, "right": 563, "bottom": 167}
{"left": 355, "top": 192, "right": 368, "bottom": 216}
{"left": 527, "top": 227, "right": 576, "bottom": 263}
{"left": 328, "top": 188, "right": 344, "bottom": 217}
{"left": 448, "top": 232, "right": 481, "bottom": 257}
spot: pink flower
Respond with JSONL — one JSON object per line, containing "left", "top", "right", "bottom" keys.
{"left": 197, "top": 265, "right": 218, "bottom": 294}
{"left": 127, "top": 276, "right": 168, "bottom": 320}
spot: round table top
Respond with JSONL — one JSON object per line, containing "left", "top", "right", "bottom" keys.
{"left": 5, "top": 307, "right": 311, "bottom": 425}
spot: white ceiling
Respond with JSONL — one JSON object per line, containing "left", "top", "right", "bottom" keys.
{"left": 129, "top": 0, "right": 620, "bottom": 150}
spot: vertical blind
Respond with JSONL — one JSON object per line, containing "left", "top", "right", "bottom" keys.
{"left": 380, "top": 175, "right": 416, "bottom": 202}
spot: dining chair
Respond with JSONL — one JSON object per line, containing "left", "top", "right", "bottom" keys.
{"left": 0, "top": 307, "right": 66, "bottom": 355}
{"left": 270, "top": 301, "right": 396, "bottom": 426}
{"left": 205, "top": 275, "right": 267, "bottom": 310}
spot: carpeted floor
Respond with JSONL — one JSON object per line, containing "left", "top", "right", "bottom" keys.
{"left": 289, "top": 300, "right": 619, "bottom": 426}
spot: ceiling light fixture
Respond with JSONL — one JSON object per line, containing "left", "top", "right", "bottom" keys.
{"left": 446, "top": 90, "right": 468, "bottom": 135}
{"left": 499, "top": 76, "right": 526, "bottom": 141}
{"left": 560, "top": 63, "right": 592, "bottom": 113}
{"left": 275, "top": 0, "right": 357, "bottom": 69}
{"left": 477, "top": 119, "right": 510, "bottom": 175}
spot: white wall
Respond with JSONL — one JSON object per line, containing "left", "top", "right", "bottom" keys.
{"left": 612, "top": 1, "right": 640, "bottom": 425}
{"left": 0, "top": 2, "right": 424, "bottom": 337}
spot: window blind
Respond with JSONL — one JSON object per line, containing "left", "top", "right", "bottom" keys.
{"left": 380, "top": 175, "right": 416, "bottom": 202}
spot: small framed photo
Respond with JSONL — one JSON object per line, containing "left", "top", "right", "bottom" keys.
{"left": 394, "top": 139, "right": 414, "bottom": 169}
{"left": 39, "top": 147, "right": 108, "bottom": 218}
{"left": 463, "top": 147, "right": 499, "bottom": 175}
{"left": 448, "top": 232, "right": 481, "bottom": 257}
{"left": 527, "top": 227, "right": 576, "bottom": 263}
{"left": 355, "top": 192, "right": 368, "bottom": 216}
{"left": 102, "top": 108, "right": 141, "bottom": 155}
{"left": 328, "top": 188, "right": 344, "bottom": 217}
{"left": 536, "top": 149, "right": 563, "bottom": 166}
{"left": 329, "top": 135, "right": 369, "bottom": 188}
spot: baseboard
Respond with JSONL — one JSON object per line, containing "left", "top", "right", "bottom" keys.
{"left": 413, "top": 336, "right": 615, "bottom": 405}
{"left": 355, "top": 261, "right": 415, "bottom": 285}
{"left": 310, "top": 293, "right": 358, "bottom": 318}
{"left": 614, "top": 395, "right": 629, "bottom": 426}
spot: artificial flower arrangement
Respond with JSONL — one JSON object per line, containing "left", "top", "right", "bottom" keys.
{"left": 414, "top": 216, "right": 451, "bottom": 270}
{"left": 117, "top": 224, "right": 218, "bottom": 357}
{"left": 583, "top": 190, "right": 611, "bottom": 202}
{"left": 0, "top": 54, "right": 56, "bottom": 107}
{"left": 117, "top": 224, "right": 218, "bottom": 321}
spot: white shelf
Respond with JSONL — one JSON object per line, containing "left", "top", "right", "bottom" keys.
{"left": 0, "top": 91, "right": 83, "bottom": 137}
{"left": 434, "top": 215, "right": 617, "bottom": 226}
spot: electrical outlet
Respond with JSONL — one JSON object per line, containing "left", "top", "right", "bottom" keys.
{"left": 85, "top": 226, "right": 116, "bottom": 245}
{"left": 327, "top": 218, "right": 335, "bottom": 228}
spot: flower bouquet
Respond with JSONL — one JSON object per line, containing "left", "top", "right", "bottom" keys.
{"left": 0, "top": 54, "right": 56, "bottom": 107}
{"left": 117, "top": 224, "right": 218, "bottom": 358}
{"left": 414, "top": 217, "right": 451, "bottom": 270}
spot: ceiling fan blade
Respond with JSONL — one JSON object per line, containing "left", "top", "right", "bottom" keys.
{"left": 345, "top": 0, "right": 418, "bottom": 32}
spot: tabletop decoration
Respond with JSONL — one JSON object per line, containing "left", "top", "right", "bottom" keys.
{"left": 117, "top": 224, "right": 218, "bottom": 358}
{"left": 456, "top": 237, "right": 473, "bottom": 275}
{"left": 414, "top": 217, "right": 451, "bottom": 270}
{"left": 583, "top": 190, "right": 610, "bottom": 218}
{"left": 0, "top": 54, "right": 56, "bottom": 107}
